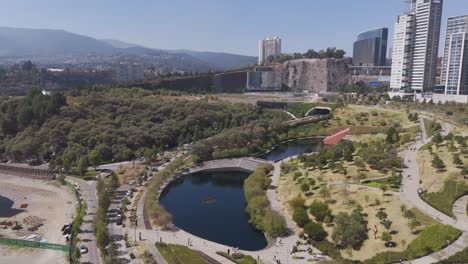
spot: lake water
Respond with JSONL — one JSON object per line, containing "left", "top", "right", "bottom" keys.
{"left": 261, "top": 137, "right": 324, "bottom": 161}
{"left": 0, "top": 195, "right": 17, "bottom": 218}
{"left": 159, "top": 170, "right": 268, "bottom": 251}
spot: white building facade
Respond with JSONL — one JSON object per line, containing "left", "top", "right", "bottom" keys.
{"left": 390, "top": 0, "right": 443, "bottom": 93}
{"left": 258, "top": 36, "right": 282, "bottom": 65}
{"left": 441, "top": 15, "right": 468, "bottom": 96}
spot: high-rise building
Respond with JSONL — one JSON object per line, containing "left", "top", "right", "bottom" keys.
{"left": 441, "top": 15, "right": 468, "bottom": 95}
{"left": 390, "top": 0, "right": 443, "bottom": 93}
{"left": 353, "top": 28, "right": 388, "bottom": 66}
{"left": 258, "top": 36, "right": 281, "bottom": 65}
{"left": 115, "top": 62, "right": 144, "bottom": 82}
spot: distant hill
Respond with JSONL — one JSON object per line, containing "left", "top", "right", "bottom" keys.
{"left": 0, "top": 27, "right": 115, "bottom": 57}
{"left": 101, "top": 38, "right": 140, "bottom": 49}
{"left": 168, "top": 50, "right": 257, "bottom": 70}
{"left": 0, "top": 27, "right": 257, "bottom": 71}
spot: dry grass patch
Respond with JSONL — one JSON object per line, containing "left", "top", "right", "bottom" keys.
{"left": 417, "top": 143, "right": 468, "bottom": 193}
{"left": 331, "top": 106, "right": 415, "bottom": 129}
{"left": 278, "top": 164, "right": 436, "bottom": 261}
{"left": 115, "top": 166, "right": 145, "bottom": 184}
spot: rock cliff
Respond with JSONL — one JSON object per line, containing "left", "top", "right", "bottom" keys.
{"left": 282, "top": 58, "right": 350, "bottom": 93}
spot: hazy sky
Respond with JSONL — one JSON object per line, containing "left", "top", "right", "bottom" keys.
{"left": 0, "top": 0, "right": 467, "bottom": 56}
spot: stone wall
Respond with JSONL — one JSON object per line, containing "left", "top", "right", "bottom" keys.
{"left": 282, "top": 58, "right": 350, "bottom": 93}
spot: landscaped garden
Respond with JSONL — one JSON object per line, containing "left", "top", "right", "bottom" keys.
{"left": 155, "top": 242, "right": 208, "bottom": 264}
{"left": 417, "top": 132, "right": 468, "bottom": 216}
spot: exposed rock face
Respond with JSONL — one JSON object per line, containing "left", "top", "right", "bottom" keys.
{"left": 282, "top": 59, "right": 350, "bottom": 93}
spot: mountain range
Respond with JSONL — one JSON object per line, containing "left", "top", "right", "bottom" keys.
{"left": 0, "top": 27, "right": 257, "bottom": 71}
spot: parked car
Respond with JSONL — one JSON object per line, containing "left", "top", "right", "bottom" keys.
{"left": 116, "top": 216, "right": 123, "bottom": 225}
{"left": 80, "top": 245, "right": 88, "bottom": 254}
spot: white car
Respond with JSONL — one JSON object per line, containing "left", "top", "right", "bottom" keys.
{"left": 79, "top": 245, "right": 88, "bottom": 254}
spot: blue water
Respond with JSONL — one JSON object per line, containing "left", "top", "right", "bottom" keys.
{"left": 0, "top": 195, "right": 22, "bottom": 218}
{"left": 159, "top": 171, "right": 268, "bottom": 251}
{"left": 261, "top": 137, "right": 323, "bottom": 161}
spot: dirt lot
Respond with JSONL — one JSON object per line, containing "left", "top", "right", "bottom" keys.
{"left": 0, "top": 174, "right": 76, "bottom": 264}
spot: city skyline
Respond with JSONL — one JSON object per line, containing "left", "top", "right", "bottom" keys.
{"left": 0, "top": 0, "right": 466, "bottom": 56}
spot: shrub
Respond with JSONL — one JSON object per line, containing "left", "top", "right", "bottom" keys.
{"left": 332, "top": 209, "right": 368, "bottom": 249}
{"left": 304, "top": 221, "right": 327, "bottom": 241}
{"left": 289, "top": 196, "right": 306, "bottom": 210}
{"left": 293, "top": 207, "right": 310, "bottom": 228}
{"left": 309, "top": 200, "right": 332, "bottom": 222}
{"left": 240, "top": 256, "right": 256, "bottom": 264}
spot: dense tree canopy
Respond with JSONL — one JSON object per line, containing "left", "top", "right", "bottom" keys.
{"left": 0, "top": 88, "right": 286, "bottom": 172}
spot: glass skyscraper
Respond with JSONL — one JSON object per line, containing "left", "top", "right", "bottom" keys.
{"left": 353, "top": 28, "right": 388, "bottom": 66}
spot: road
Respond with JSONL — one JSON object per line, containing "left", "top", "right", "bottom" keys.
{"left": 107, "top": 184, "right": 133, "bottom": 263}
{"left": 67, "top": 177, "right": 102, "bottom": 264}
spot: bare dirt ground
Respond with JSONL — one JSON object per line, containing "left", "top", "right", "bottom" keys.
{"left": 0, "top": 174, "right": 76, "bottom": 264}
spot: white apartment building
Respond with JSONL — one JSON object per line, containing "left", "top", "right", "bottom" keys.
{"left": 390, "top": 0, "right": 443, "bottom": 93}
{"left": 258, "top": 36, "right": 282, "bottom": 65}
{"left": 441, "top": 15, "right": 468, "bottom": 95}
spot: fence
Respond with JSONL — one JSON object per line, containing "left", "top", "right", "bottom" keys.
{"left": 0, "top": 237, "right": 69, "bottom": 251}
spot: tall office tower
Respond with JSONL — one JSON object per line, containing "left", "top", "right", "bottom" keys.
{"left": 441, "top": 15, "right": 468, "bottom": 95}
{"left": 258, "top": 36, "right": 282, "bottom": 65}
{"left": 353, "top": 28, "right": 388, "bottom": 66}
{"left": 390, "top": 0, "right": 443, "bottom": 93}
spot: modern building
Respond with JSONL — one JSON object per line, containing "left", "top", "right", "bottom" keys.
{"left": 440, "top": 15, "right": 468, "bottom": 95}
{"left": 114, "top": 62, "right": 143, "bottom": 82}
{"left": 353, "top": 28, "right": 388, "bottom": 66}
{"left": 390, "top": 0, "right": 443, "bottom": 94}
{"left": 258, "top": 36, "right": 281, "bottom": 65}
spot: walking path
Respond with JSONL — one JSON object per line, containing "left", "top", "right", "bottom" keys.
{"left": 107, "top": 184, "right": 132, "bottom": 263}
{"left": 133, "top": 156, "right": 325, "bottom": 264}
{"left": 399, "top": 118, "right": 468, "bottom": 263}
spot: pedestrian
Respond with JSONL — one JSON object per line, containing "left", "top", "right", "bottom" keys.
{"left": 227, "top": 249, "right": 230, "bottom": 255}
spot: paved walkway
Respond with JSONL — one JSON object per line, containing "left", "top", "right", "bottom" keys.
{"left": 400, "top": 118, "right": 468, "bottom": 263}
{"left": 133, "top": 157, "right": 325, "bottom": 264}
{"left": 108, "top": 184, "right": 132, "bottom": 263}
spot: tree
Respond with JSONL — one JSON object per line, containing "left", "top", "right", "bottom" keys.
{"left": 452, "top": 154, "right": 463, "bottom": 166}
{"left": 386, "top": 127, "right": 400, "bottom": 144}
{"left": 431, "top": 154, "right": 445, "bottom": 169}
{"left": 309, "top": 200, "right": 332, "bottom": 222}
{"left": 432, "top": 133, "right": 443, "bottom": 145}
{"left": 88, "top": 149, "right": 102, "bottom": 169}
{"left": 332, "top": 209, "right": 368, "bottom": 249}
{"left": 381, "top": 232, "right": 392, "bottom": 242}
{"left": 319, "top": 186, "right": 331, "bottom": 201}
{"left": 376, "top": 210, "right": 388, "bottom": 221}
{"left": 380, "top": 184, "right": 388, "bottom": 196}
{"left": 76, "top": 156, "right": 89, "bottom": 176}
{"left": 304, "top": 221, "right": 327, "bottom": 241}
{"left": 293, "top": 207, "right": 310, "bottom": 228}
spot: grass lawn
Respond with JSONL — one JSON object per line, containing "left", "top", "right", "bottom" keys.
{"left": 363, "top": 224, "right": 461, "bottom": 264}
{"left": 421, "top": 180, "right": 468, "bottom": 217}
{"left": 361, "top": 175, "right": 402, "bottom": 192}
{"left": 417, "top": 141, "right": 467, "bottom": 193}
{"left": 423, "top": 118, "right": 441, "bottom": 136}
{"left": 278, "top": 163, "right": 429, "bottom": 261}
{"left": 155, "top": 243, "right": 208, "bottom": 264}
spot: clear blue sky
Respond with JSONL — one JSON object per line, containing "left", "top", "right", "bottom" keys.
{"left": 0, "top": 0, "right": 467, "bottom": 56}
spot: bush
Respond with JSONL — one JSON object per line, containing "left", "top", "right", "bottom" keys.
{"left": 245, "top": 167, "right": 287, "bottom": 237}
{"left": 293, "top": 207, "right": 310, "bottom": 228}
{"left": 240, "top": 256, "right": 256, "bottom": 264}
{"left": 289, "top": 196, "right": 306, "bottom": 210}
{"left": 309, "top": 200, "right": 332, "bottom": 222}
{"left": 304, "top": 221, "right": 327, "bottom": 241}
{"left": 332, "top": 209, "right": 368, "bottom": 249}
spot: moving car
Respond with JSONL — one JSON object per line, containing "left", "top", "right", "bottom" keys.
{"left": 80, "top": 245, "right": 88, "bottom": 254}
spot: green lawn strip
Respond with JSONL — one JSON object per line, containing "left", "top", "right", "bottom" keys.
{"left": 216, "top": 252, "right": 258, "bottom": 264}
{"left": 438, "top": 246, "right": 468, "bottom": 263}
{"left": 156, "top": 243, "right": 208, "bottom": 264}
{"left": 362, "top": 224, "right": 462, "bottom": 264}
{"left": 423, "top": 118, "right": 441, "bottom": 137}
{"left": 360, "top": 175, "right": 402, "bottom": 192}
{"left": 421, "top": 180, "right": 468, "bottom": 218}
